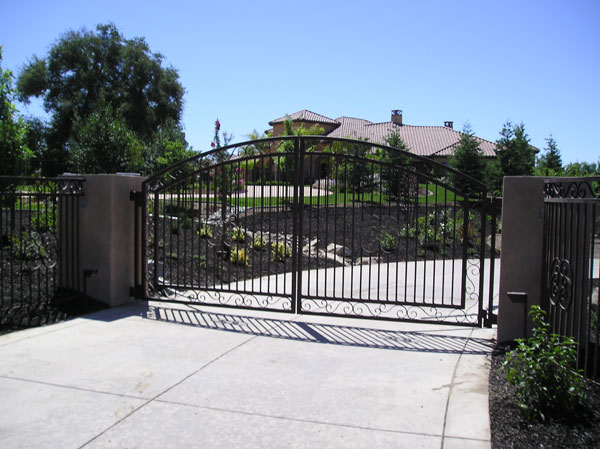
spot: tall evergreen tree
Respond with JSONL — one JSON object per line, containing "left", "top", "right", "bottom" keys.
{"left": 486, "top": 121, "right": 535, "bottom": 194}
{"left": 536, "top": 135, "right": 563, "bottom": 176}
{"left": 379, "top": 130, "right": 411, "bottom": 199}
{"left": 449, "top": 123, "right": 485, "bottom": 192}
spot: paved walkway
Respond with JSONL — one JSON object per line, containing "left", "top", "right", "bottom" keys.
{"left": 0, "top": 301, "right": 496, "bottom": 448}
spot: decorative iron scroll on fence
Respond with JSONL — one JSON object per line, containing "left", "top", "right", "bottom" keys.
{"left": 133, "top": 136, "right": 501, "bottom": 327}
{"left": 0, "top": 176, "right": 85, "bottom": 329}
{"left": 542, "top": 177, "right": 600, "bottom": 377}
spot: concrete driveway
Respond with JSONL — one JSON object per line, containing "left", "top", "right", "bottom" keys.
{"left": 0, "top": 301, "right": 496, "bottom": 448}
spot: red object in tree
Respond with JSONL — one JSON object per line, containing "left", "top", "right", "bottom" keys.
{"left": 211, "top": 141, "right": 216, "bottom": 148}
{"left": 215, "top": 119, "right": 221, "bottom": 130}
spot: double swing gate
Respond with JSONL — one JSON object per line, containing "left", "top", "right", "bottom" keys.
{"left": 132, "top": 136, "right": 500, "bottom": 326}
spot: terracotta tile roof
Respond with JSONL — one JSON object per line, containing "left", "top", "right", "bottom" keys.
{"left": 269, "top": 110, "right": 340, "bottom": 126}
{"left": 268, "top": 111, "right": 496, "bottom": 158}
{"left": 328, "top": 117, "right": 496, "bottom": 157}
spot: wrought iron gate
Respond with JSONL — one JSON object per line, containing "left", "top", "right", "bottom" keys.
{"left": 132, "top": 136, "right": 500, "bottom": 326}
{"left": 541, "top": 177, "right": 600, "bottom": 376}
{"left": 1, "top": 176, "right": 85, "bottom": 328}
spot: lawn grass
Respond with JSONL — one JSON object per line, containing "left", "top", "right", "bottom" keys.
{"left": 158, "top": 183, "right": 462, "bottom": 211}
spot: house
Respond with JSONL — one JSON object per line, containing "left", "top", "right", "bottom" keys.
{"left": 268, "top": 109, "right": 497, "bottom": 164}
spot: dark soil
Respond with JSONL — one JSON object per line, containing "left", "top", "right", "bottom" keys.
{"left": 1, "top": 209, "right": 109, "bottom": 335}
{"left": 0, "top": 294, "right": 109, "bottom": 335}
{"left": 489, "top": 345, "right": 600, "bottom": 449}
{"left": 155, "top": 204, "right": 493, "bottom": 289}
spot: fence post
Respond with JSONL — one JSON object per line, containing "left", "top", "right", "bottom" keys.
{"left": 75, "top": 174, "right": 146, "bottom": 307}
{"left": 498, "top": 176, "right": 545, "bottom": 342}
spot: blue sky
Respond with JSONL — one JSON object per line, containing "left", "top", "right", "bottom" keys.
{"left": 1, "top": 0, "right": 599, "bottom": 164}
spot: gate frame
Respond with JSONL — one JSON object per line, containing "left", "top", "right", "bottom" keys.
{"left": 132, "top": 136, "right": 500, "bottom": 327}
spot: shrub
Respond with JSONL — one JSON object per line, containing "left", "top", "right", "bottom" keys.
{"left": 11, "top": 233, "right": 46, "bottom": 260}
{"left": 503, "top": 305, "right": 586, "bottom": 422}
{"left": 193, "top": 254, "right": 207, "bottom": 268}
{"left": 32, "top": 208, "right": 56, "bottom": 232}
{"left": 230, "top": 246, "right": 249, "bottom": 266}
{"left": 250, "top": 233, "right": 267, "bottom": 250}
{"left": 378, "top": 231, "right": 398, "bottom": 252}
{"left": 197, "top": 225, "right": 213, "bottom": 239}
{"left": 231, "top": 227, "right": 246, "bottom": 243}
{"left": 272, "top": 241, "right": 292, "bottom": 262}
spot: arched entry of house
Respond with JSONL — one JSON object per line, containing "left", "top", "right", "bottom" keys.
{"left": 132, "top": 136, "right": 500, "bottom": 327}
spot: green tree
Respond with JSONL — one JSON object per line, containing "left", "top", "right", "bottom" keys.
{"left": 144, "top": 120, "right": 192, "bottom": 172}
{"left": 376, "top": 130, "right": 411, "bottom": 199}
{"left": 17, "top": 24, "right": 185, "bottom": 174}
{"left": 23, "top": 117, "right": 48, "bottom": 175}
{"left": 536, "top": 135, "right": 563, "bottom": 176}
{"left": 486, "top": 121, "right": 535, "bottom": 194}
{"left": 449, "top": 123, "right": 485, "bottom": 192}
{"left": 0, "top": 47, "right": 32, "bottom": 175}
{"left": 564, "top": 161, "right": 599, "bottom": 177}
{"left": 69, "top": 104, "right": 143, "bottom": 173}
{"left": 243, "top": 129, "right": 268, "bottom": 156}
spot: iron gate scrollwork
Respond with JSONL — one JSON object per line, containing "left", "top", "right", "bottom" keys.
{"left": 541, "top": 177, "right": 600, "bottom": 377}
{"left": 1, "top": 176, "right": 85, "bottom": 329}
{"left": 132, "top": 136, "right": 500, "bottom": 327}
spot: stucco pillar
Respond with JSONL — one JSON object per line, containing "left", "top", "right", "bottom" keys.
{"left": 497, "top": 176, "right": 545, "bottom": 342}
{"left": 76, "top": 174, "right": 146, "bottom": 307}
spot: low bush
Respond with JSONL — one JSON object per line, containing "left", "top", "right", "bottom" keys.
{"left": 250, "top": 233, "right": 267, "bottom": 250}
{"left": 230, "top": 246, "right": 249, "bottom": 266}
{"left": 197, "top": 225, "right": 213, "bottom": 239}
{"left": 503, "top": 305, "right": 586, "bottom": 422}
{"left": 378, "top": 231, "right": 398, "bottom": 252}
{"left": 272, "top": 241, "right": 292, "bottom": 262}
{"left": 231, "top": 227, "right": 246, "bottom": 243}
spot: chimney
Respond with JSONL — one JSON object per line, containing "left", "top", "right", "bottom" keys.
{"left": 391, "top": 109, "right": 403, "bottom": 126}
{"left": 444, "top": 121, "right": 454, "bottom": 129}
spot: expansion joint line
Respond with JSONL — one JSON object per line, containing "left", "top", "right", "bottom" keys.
{"left": 440, "top": 327, "right": 474, "bottom": 449}
{"left": 77, "top": 335, "right": 257, "bottom": 449}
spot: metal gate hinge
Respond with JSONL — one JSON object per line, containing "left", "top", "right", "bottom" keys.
{"left": 130, "top": 190, "right": 144, "bottom": 206}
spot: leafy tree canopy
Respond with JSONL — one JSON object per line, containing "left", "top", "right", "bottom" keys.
{"left": 564, "top": 161, "right": 599, "bottom": 177}
{"left": 17, "top": 24, "right": 186, "bottom": 174}
{"left": 0, "top": 46, "right": 32, "bottom": 175}
{"left": 69, "top": 103, "right": 143, "bottom": 173}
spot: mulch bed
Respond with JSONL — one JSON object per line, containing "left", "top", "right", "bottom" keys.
{"left": 155, "top": 204, "right": 490, "bottom": 289}
{"left": 0, "top": 295, "right": 109, "bottom": 336}
{"left": 489, "top": 345, "right": 600, "bottom": 449}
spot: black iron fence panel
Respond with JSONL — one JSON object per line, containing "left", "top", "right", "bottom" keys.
{"left": 542, "top": 177, "right": 600, "bottom": 377}
{"left": 0, "top": 176, "right": 85, "bottom": 329}
{"left": 134, "top": 136, "right": 500, "bottom": 326}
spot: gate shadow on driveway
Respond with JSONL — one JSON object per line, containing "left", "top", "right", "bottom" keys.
{"left": 143, "top": 303, "right": 494, "bottom": 355}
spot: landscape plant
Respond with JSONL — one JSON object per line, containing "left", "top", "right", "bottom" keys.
{"left": 378, "top": 230, "right": 398, "bottom": 252}
{"left": 197, "top": 225, "right": 213, "bottom": 239}
{"left": 400, "top": 208, "right": 457, "bottom": 250}
{"left": 11, "top": 233, "right": 46, "bottom": 260}
{"left": 230, "top": 246, "right": 249, "bottom": 266}
{"left": 503, "top": 305, "right": 586, "bottom": 422}
{"left": 250, "top": 233, "right": 267, "bottom": 250}
{"left": 231, "top": 227, "right": 246, "bottom": 243}
{"left": 272, "top": 241, "right": 292, "bottom": 262}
